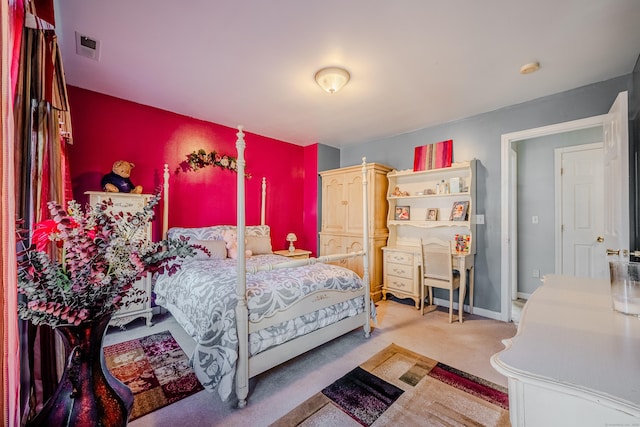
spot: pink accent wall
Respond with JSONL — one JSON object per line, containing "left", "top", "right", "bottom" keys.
{"left": 303, "top": 145, "right": 319, "bottom": 256}
{"left": 67, "top": 86, "right": 316, "bottom": 251}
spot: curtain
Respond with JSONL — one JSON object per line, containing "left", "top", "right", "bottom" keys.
{"left": 3, "top": 1, "right": 25, "bottom": 426}
{"left": 12, "top": 0, "right": 73, "bottom": 422}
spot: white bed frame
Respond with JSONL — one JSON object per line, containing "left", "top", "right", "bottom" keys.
{"left": 162, "top": 126, "right": 371, "bottom": 408}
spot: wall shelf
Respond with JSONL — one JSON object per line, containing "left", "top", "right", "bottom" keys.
{"left": 382, "top": 160, "right": 477, "bottom": 307}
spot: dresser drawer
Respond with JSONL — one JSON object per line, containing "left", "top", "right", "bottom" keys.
{"left": 385, "top": 251, "right": 413, "bottom": 265}
{"left": 386, "top": 262, "right": 414, "bottom": 279}
{"left": 386, "top": 275, "right": 414, "bottom": 293}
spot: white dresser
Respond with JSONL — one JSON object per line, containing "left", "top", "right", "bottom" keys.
{"left": 491, "top": 275, "right": 640, "bottom": 426}
{"left": 86, "top": 191, "right": 154, "bottom": 328}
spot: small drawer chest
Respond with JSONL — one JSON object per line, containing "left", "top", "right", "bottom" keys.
{"left": 382, "top": 246, "right": 421, "bottom": 308}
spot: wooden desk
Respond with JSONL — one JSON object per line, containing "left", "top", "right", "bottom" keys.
{"left": 455, "top": 252, "right": 474, "bottom": 315}
{"left": 491, "top": 275, "right": 640, "bottom": 426}
{"left": 382, "top": 245, "right": 474, "bottom": 320}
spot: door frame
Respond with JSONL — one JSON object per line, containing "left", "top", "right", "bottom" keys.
{"left": 500, "top": 115, "right": 607, "bottom": 322}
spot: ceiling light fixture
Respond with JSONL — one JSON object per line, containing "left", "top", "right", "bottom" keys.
{"left": 315, "top": 67, "right": 350, "bottom": 94}
{"left": 520, "top": 62, "right": 540, "bottom": 75}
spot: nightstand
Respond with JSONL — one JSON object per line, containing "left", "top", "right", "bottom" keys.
{"left": 274, "top": 249, "right": 312, "bottom": 259}
{"left": 86, "top": 191, "right": 153, "bottom": 327}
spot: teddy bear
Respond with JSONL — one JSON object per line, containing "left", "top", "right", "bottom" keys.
{"left": 222, "top": 229, "right": 252, "bottom": 259}
{"left": 101, "top": 160, "right": 143, "bottom": 194}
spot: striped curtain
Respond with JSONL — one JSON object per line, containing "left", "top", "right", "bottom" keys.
{"left": 12, "top": 0, "right": 74, "bottom": 423}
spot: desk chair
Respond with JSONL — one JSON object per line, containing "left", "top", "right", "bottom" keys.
{"left": 420, "top": 237, "right": 461, "bottom": 323}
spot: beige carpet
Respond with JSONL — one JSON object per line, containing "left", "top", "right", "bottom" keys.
{"left": 104, "top": 301, "right": 517, "bottom": 426}
{"left": 271, "top": 343, "right": 510, "bottom": 427}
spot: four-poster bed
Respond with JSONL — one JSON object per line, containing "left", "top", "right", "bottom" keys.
{"left": 155, "top": 126, "right": 373, "bottom": 408}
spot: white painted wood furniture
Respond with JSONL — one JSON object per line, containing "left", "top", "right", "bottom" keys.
{"left": 161, "top": 127, "right": 373, "bottom": 408}
{"left": 420, "top": 238, "right": 461, "bottom": 322}
{"left": 491, "top": 275, "right": 640, "bottom": 426}
{"left": 85, "top": 191, "right": 154, "bottom": 327}
{"left": 381, "top": 246, "right": 474, "bottom": 315}
{"left": 383, "top": 160, "right": 476, "bottom": 316}
{"left": 319, "top": 162, "right": 392, "bottom": 301}
{"left": 382, "top": 246, "right": 422, "bottom": 307}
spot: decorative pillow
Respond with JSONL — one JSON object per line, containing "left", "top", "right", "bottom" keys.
{"left": 210, "top": 225, "right": 272, "bottom": 241}
{"left": 190, "top": 239, "right": 227, "bottom": 260}
{"left": 169, "top": 225, "right": 272, "bottom": 242}
{"left": 246, "top": 235, "right": 273, "bottom": 255}
{"left": 168, "top": 226, "right": 219, "bottom": 241}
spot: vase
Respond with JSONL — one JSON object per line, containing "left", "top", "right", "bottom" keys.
{"left": 27, "top": 313, "right": 134, "bottom": 427}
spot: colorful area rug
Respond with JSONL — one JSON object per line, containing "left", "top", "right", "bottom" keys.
{"left": 103, "top": 330, "right": 203, "bottom": 421}
{"left": 271, "top": 343, "right": 510, "bottom": 426}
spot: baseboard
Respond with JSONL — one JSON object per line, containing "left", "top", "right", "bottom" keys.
{"left": 432, "top": 297, "right": 503, "bottom": 321}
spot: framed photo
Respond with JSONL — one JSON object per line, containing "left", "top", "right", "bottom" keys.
{"left": 394, "top": 206, "right": 410, "bottom": 221}
{"left": 426, "top": 208, "right": 439, "bottom": 221}
{"left": 450, "top": 201, "right": 469, "bottom": 221}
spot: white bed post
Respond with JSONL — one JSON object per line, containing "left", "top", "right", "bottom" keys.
{"left": 163, "top": 163, "right": 169, "bottom": 239}
{"left": 261, "top": 177, "right": 266, "bottom": 226}
{"left": 234, "top": 126, "right": 250, "bottom": 408}
{"left": 361, "top": 157, "right": 371, "bottom": 338}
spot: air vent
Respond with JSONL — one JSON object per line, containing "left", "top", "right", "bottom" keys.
{"left": 75, "top": 31, "right": 100, "bottom": 61}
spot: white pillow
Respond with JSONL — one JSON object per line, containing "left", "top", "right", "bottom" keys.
{"left": 246, "top": 235, "right": 273, "bottom": 255}
{"left": 190, "top": 239, "right": 227, "bottom": 260}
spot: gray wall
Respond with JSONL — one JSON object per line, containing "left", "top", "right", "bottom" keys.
{"left": 515, "top": 127, "right": 603, "bottom": 295}
{"left": 340, "top": 75, "right": 631, "bottom": 313}
{"left": 316, "top": 144, "right": 340, "bottom": 254}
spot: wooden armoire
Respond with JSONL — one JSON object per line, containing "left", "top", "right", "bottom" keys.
{"left": 319, "top": 162, "right": 392, "bottom": 301}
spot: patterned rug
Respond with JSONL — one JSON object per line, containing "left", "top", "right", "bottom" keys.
{"left": 103, "top": 330, "right": 203, "bottom": 421}
{"left": 271, "top": 343, "right": 510, "bottom": 426}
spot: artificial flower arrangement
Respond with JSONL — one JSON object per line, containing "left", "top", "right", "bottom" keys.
{"left": 176, "top": 148, "right": 251, "bottom": 178}
{"left": 17, "top": 193, "right": 200, "bottom": 328}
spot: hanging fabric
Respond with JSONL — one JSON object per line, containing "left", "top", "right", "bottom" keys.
{"left": 13, "top": 0, "right": 74, "bottom": 421}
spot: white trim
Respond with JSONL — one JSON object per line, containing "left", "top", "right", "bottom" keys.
{"left": 432, "top": 297, "right": 502, "bottom": 321}
{"left": 501, "top": 115, "right": 607, "bottom": 322}
{"left": 516, "top": 291, "right": 532, "bottom": 300}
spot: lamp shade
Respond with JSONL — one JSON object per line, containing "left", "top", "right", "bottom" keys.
{"left": 315, "top": 67, "right": 350, "bottom": 94}
{"left": 286, "top": 233, "right": 297, "bottom": 252}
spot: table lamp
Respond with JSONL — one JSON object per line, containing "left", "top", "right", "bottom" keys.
{"left": 286, "top": 233, "right": 297, "bottom": 252}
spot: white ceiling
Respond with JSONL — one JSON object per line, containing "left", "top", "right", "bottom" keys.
{"left": 54, "top": 1, "right": 640, "bottom": 148}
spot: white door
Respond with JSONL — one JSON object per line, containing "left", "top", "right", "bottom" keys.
{"left": 603, "top": 91, "right": 630, "bottom": 262}
{"left": 501, "top": 90, "right": 630, "bottom": 321}
{"left": 558, "top": 144, "right": 605, "bottom": 278}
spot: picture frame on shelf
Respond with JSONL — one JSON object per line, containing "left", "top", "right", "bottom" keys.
{"left": 394, "top": 206, "right": 410, "bottom": 220}
{"left": 450, "top": 201, "right": 469, "bottom": 221}
{"left": 426, "top": 208, "right": 439, "bottom": 221}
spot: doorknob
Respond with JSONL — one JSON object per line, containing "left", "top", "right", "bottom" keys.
{"left": 596, "top": 236, "right": 604, "bottom": 242}
{"left": 607, "top": 249, "right": 621, "bottom": 256}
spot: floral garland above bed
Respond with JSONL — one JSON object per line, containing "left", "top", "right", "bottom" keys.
{"left": 176, "top": 149, "right": 251, "bottom": 178}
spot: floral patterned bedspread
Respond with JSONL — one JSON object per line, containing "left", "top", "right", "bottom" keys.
{"left": 153, "top": 254, "right": 367, "bottom": 401}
